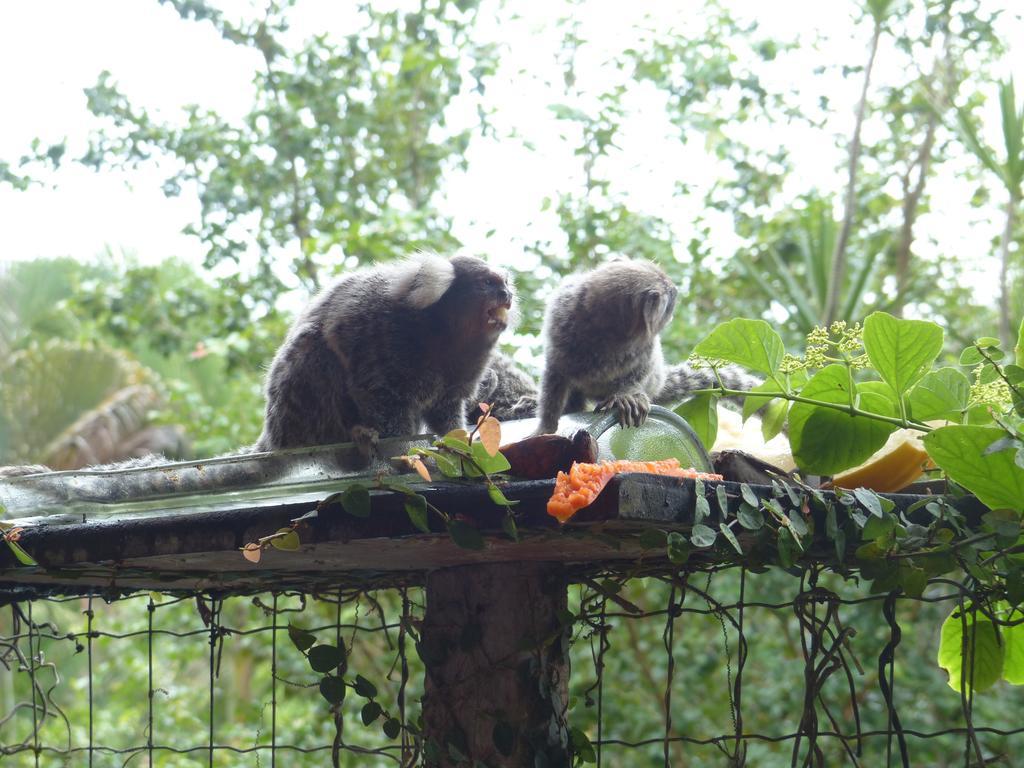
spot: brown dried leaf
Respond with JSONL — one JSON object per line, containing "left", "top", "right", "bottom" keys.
{"left": 444, "top": 428, "right": 470, "bottom": 444}
{"left": 241, "top": 543, "right": 262, "bottom": 564}
{"left": 478, "top": 416, "right": 501, "bottom": 456}
{"left": 411, "top": 457, "right": 432, "bottom": 483}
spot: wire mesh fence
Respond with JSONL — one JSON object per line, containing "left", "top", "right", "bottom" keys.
{"left": 3, "top": 563, "right": 1023, "bottom": 767}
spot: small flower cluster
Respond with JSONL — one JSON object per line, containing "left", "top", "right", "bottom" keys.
{"left": 781, "top": 321, "right": 868, "bottom": 373}
{"left": 686, "top": 354, "right": 728, "bottom": 370}
{"left": 968, "top": 374, "right": 1011, "bottom": 411}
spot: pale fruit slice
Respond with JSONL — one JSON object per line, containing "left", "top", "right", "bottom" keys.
{"left": 831, "top": 428, "right": 933, "bottom": 493}
{"left": 713, "top": 407, "right": 796, "bottom": 472}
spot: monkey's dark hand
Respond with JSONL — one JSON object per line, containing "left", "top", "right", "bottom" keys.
{"left": 596, "top": 392, "right": 651, "bottom": 428}
{"left": 350, "top": 425, "right": 381, "bottom": 462}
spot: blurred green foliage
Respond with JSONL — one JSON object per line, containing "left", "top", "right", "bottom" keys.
{"left": 2, "top": 0, "right": 1023, "bottom": 763}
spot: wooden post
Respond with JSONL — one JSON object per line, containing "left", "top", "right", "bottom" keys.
{"left": 421, "top": 562, "right": 570, "bottom": 766}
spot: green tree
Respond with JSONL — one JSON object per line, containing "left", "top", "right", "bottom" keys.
{"left": 41, "top": 0, "right": 496, "bottom": 310}
{"left": 952, "top": 77, "right": 1024, "bottom": 347}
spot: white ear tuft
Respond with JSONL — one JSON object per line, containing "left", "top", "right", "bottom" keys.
{"left": 391, "top": 253, "right": 456, "bottom": 309}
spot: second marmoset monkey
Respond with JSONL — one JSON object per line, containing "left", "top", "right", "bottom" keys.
{"left": 468, "top": 352, "right": 539, "bottom": 423}
{"left": 537, "top": 259, "right": 678, "bottom": 434}
{"left": 257, "top": 253, "right": 515, "bottom": 453}
{"left": 536, "top": 259, "right": 762, "bottom": 435}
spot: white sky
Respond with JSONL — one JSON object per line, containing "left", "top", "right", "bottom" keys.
{"left": 0, "top": 0, "right": 1021, "bottom": 304}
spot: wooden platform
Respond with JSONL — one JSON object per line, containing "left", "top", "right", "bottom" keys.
{"left": 0, "top": 474, "right": 985, "bottom": 599}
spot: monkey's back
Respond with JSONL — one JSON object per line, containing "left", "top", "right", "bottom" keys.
{"left": 257, "top": 257, "right": 507, "bottom": 451}
{"left": 256, "top": 271, "right": 442, "bottom": 451}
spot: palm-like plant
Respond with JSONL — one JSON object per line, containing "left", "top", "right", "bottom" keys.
{"left": 0, "top": 261, "right": 186, "bottom": 468}
{"left": 733, "top": 194, "right": 887, "bottom": 337}
{"left": 952, "top": 78, "right": 1024, "bottom": 347}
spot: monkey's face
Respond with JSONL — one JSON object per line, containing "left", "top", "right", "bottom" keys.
{"left": 596, "top": 260, "right": 678, "bottom": 339}
{"left": 638, "top": 278, "right": 678, "bottom": 337}
{"left": 444, "top": 256, "right": 516, "bottom": 342}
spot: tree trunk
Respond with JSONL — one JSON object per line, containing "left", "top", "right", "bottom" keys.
{"left": 823, "top": 20, "right": 882, "bottom": 326}
{"left": 893, "top": 114, "right": 938, "bottom": 315}
{"left": 999, "top": 194, "right": 1019, "bottom": 348}
{"left": 421, "top": 562, "right": 570, "bottom": 766}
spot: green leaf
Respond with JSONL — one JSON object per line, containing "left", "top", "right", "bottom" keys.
{"left": 487, "top": 484, "right": 519, "bottom": 507}
{"left": 433, "top": 451, "right": 463, "bottom": 478}
{"left": 856, "top": 380, "right": 899, "bottom": 418}
{"left": 742, "top": 379, "right": 785, "bottom": 421}
{"left": 863, "top": 311, "right": 944, "bottom": 398}
{"left": 319, "top": 675, "right": 346, "bottom": 705}
{"left": 740, "top": 483, "right": 759, "bottom": 507}
{"left": 690, "top": 523, "right": 717, "bottom": 548}
{"left": 638, "top": 527, "right": 667, "bottom": 550}
{"left": 7, "top": 540, "right": 38, "bottom": 566}
{"left": 361, "top": 701, "right": 383, "bottom": 726}
{"left": 853, "top": 487, "right": 884, "bottom": 518}
{"left": 789, "top": 365, "right": 897, "bottom": 475}
{"left": 826, "top": 505, "right": 845, "bottom": 561}
{"left": 979, "top": 363, "right": 999, "bottom": 384}
{"left": 777, "top": 527, "right": 799, "bottom": 568}
{"left": 569, "top": 726, "right": 597, "bottom": 763}
{"left": 1005, "top": 364, "right": 1024, "bottom": 416}
{"left": 908, "top": 368, "right": 970, "bottom": 422}
{"left": 354, "top": 674, "right": 378, "bottom": 699}
{"left": 308, "top": 644, "right": 346, "bottom": 673}
{"left": 694, "top": 494, "right": 710, "bottom": 525}
{"left": 405, "top": 495, "right": 431, "bottom": 534}
{"left": 383, "top": 717, "right": 402, "bottom": 739}
{"left": 464, "top": 442, "right": 511, "bottom": 477}
{"left": 786, "top": 510, "right": 809, "bottom": 537}
{"left": 447, "top": 520, "right": 485, "bottom": 550}
{"left": 715, "top": 485, "right": 730, "bottom": 518}
{"left": 966, "top": 405, "right": 995, "bottom": 425}
{"left": 983, "top": 509, "right": 1020, "bottom": 539}
{"left": 862, "top": 514, "right": 896, "bottom": 541}
{"left": 673, "top": 393, "right": 718, "bottom": 451}
{"left": 899, "top": 566, "right": 928, "bottom": 599}
{"left": 1008, "top": 570, "right": 1024, "bottom": 608}
{"left": 502, "top": 512, "right": 519, "bottom": 542}
{"left": 439, "top": 434, "right": 471, "bottom": 453}
{"left": 287, "top": 623, "right": 316, "bottom": 652}
{"left": 340, "top": 484, "right": 371, "bottom": 518}
{"left": 737, "top": 503, "right": 764, "bottom": 530}
{"left": 719, "top": 523, "right": 743, "bottom": 554}
{"left": 1004, "top": 612, "right": 1024, "bottom": 685}
{"left": 923, "top": 426, "right": 1024, "bottom": 512}
{"left": 937, "top": 607, "right": 1004, "bottom": 693}
{"left": 761, "top": 398, "right": 788, "bottom": 442}
{"left": 1015, "top": 318, "right": 1024, "bottom": 367}
{"left": 959, "top": 346, "right": 984, "bottom": 366}
{"left": 270, "top": 529, "right": 300, "bottom": 551}
{"left": 666, "top": 531, "right": 691, "bottom": 564}
{"left": 692, "top": 318, "right": 785, "bottom": 375}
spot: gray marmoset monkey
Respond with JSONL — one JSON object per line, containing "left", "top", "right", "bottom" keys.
{"left": 536, "top": 259, "right": 677, "bottom": 434}
{"left": 468, "top": 352, "right": 538, "bottom": 423}
{"left": 1, "top": 254, "right": 514, "bottom": 487}
{"left": 257, "top": 253, "right": 515, "bottom": 453}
